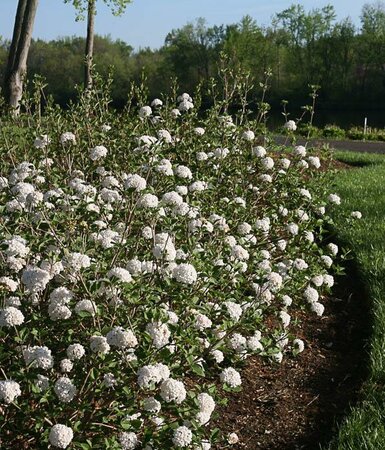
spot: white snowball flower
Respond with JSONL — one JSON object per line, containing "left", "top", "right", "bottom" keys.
{"left": 189, "top": 181, "right": 207, "bottom": 192}
{"left": 54, "top": 377, "right": 77, "bottom": 403}
{"left": 60, "top": 132, "right": 76, "bottom": 145}
{"left": 171, "top": 108, "right": 181, "bottom": 117}
{"left": 48, "top": 303, "right": 72, "bottom": 321}
{"left": 90, "top": 335, "right": 110, "bottom": 354}
{"left": 139, "top": 106, "right": 152, "bottom": 118}
{"left": 196, "top": 151, "right": 209, "bottom": 161}
{"left": 137, "top": 363, "right": 170, "bottom": 388}
{"left": 224, "top": 301, "right": 242, "bottom": 321}
{"left": 247, "top": 335, "right": 263, "bottom": 351}
{"left": 351, "top": 211, "right": 362, "bottom": 219}
{"left": 328, "top": 193, "right": 341, "bottom": 205}
{"left": 194, "top": 127, "right": 205, "bottom": 135}
{"left": 23, "top": 345, "right": 54, "bottom": 369}
{"left": 323, "top": 274, "right": 334, "bottom": 287}
{"left": 227, "top": 432, "right": 239, "bottom": 444}
{"left": 220, "top": 367, "right": 242, "bottom": 387}
{"left": 158, "top": 129, "right": 172, "bottom": 143}
{"left": 308, "top": 156, "right": 321, "bottom": 168}
{"left": 126, "top": 258, "right": 142, "bottom": 275}
{"left": 321, "top": 255, "right": 333, "bottom": 268}
{"left": 210, "top": 349, "right": 224, "bottom": 363}
{"left": 160, "top": 378, "right": 186, "bottom": 404}
{"left": 172, "top": 426, "right": 193, "bottom": 447}
{"left": 242, "top": 130, "right": 255, "bottom": 141}
{"left": 89, "top": 145, "right": 108, "bottom": 161}
{"left": 34, "top": 134, "right": 51, "bottom": 149}
{"left": 174, "top": 165, "right": 193, "bottom": 179}
{"left": 293, "top": 145, "right": 306, "bottom": 157}
{"left": 304, "top": 231, "right": 314, "bottom": 243}
{"left": 75, "top": 299, "right": 97, "bottom": 316}
{"left": 173, "top": 263, "right": 198, "bottom": 284}
{"left": 151, "top": 98, "right": 163, "bottom": 107}
{"left": 304, "top": 286, "right": 319, "bottom": 304}
{"left": 146, "top": 322, "right": 171, "bottom": 348}
{"left": 284, "top": 120, "right": 297, "bottom": 131}
{"left": 228, "top": 333, "right": 247, "bottom": 353}
{"left": 0, "top": 380, "right": 21, "bottom": 403}
{"left": 66, "top": 344, "right": 85, "bottom": 360}
{"left": 21, "top": 266, "right": 51, "bottom": 292}
{"left": 194, "top": 313, "right": 212, "bottom": 331}
{"left": 261, "top": 156, "right": 274, "bottom": 170}
{"left": 279, "top": 310, "right": 291, "bottom": 328}
{"left": 49, "top": 424, "right": 74, "bottom": 449}
{"left": 311, "top": 302, "right": 325, "bottom": 316}
{"left": 293, "top": 338, "right": 305, "bottom": 353}
{"left": 60, "top": 359, "right": 73, "bottom": 373}
{"left": 119, "top": 431, "right": 138, "bottom": 450}
{"left": 138, "top": 193, "right": 159, "bottom": 209}
{"left": 107, "top": 267, "right": 132, "bottom": 283}
{"left": 287, "top": 223, "right": 299, "bottom": 236}
{"left": 213, "top": 147, "right": 230, "bottom": 159}
{"left": 63, "top": 252, "right": 91, "bottom": 271}
{"left": 143, "top": 396, "right": 161, "bottom": 413}
{"left": 178, "top": 99, "right": 194, "bottom": 111}
{"left": 327, "top": 243, "right": 339, "bottom": 256}
{"left": 0, "top": 307, "right": 24, "bottom": 327}
{"left": 280, "top": 157, "right": 291, "bottom": 169}
{"left": 231, "top": 244, "right": 249, "bottom": 261}
{"left": 252, "top": 146, "right": 266, "bottom": 157}
{"left": 106, "top": 326, "right": 138, "bottom": 349}
{"left": 311, "top": 275, "right": 324, "bottom": 287}
{"left": 125, "top": 173, "right": 147, "bottom": 192}
{"left": 0, "top": 276, "right": 19, "bottom": 292}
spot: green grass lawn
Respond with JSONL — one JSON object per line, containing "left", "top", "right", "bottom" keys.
{"left": 325, "top": 150, "right": 385, "bottom": 450}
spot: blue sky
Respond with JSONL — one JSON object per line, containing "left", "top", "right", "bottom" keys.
{"left": 0, "top": 0, "right": 368, "bottom": 50}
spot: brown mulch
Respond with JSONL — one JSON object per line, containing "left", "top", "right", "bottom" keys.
{"left": 215, "top": 259, "right": 369, "bottom": 450}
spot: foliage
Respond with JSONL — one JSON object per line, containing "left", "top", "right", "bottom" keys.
{"left": 64, "top": 0, "right": 132, "bottom": 20}
{"left": 0, "top": 2, "right": 384, "bottom": 109}
{"left": 322, "top": 124, "right": 346, "bottom": 139}
{"left": 0, "top": 74, "right": 346, "bottom": 448}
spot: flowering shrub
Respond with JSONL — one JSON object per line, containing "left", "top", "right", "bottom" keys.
{"left": 0, "top": 84, "right": 344, "bottom": 449}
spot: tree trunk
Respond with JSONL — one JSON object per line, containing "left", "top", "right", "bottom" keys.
{"left": 84, "top": 0, "right": 96, "bottom": 90}
{"left": 4, "top": 0, "right": 28, "bottom": 87}
{"left": 4, "top": 0, "right": 39, "bottom": 115}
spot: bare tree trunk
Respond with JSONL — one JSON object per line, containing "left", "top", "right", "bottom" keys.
{"left": 84, "top": 0, "right": 96, "bottom": 90}
{"left": 4, "top": 0, "right": 28, "bottom": 86}
{"left": 4, "top": 0, "right": 39, "bottom": 115}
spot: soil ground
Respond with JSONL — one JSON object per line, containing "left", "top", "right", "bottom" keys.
{"left": 215, "top": 157, "right": 370, "bottom": 449}
{"left": 215, "top": 259, "right": 369, "bottom": 450}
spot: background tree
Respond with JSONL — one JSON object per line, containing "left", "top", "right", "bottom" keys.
{"left": 64, "top": 0, "right": 132, "bottom": 89}
{"left": 4, "top": 0, "right": 39, "bottom": 114}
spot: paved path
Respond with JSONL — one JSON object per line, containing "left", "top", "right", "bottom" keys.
{"left": 273, "top": 136, "right": 385, "bottom": 154}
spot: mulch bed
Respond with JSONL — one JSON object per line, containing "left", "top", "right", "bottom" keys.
{"left": 215, "top": 252, "right": 369, "bottom": 448}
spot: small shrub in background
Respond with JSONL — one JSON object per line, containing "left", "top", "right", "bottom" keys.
{"left": 322, "top": 124, "right": 346, "bottom": 139}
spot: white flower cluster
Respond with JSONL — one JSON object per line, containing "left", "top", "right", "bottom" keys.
{"left": 0, "top": 380, "right": 21, "bottom": 403}
{"left": 0, "top": 90, "right": 344, "bottom": 448}
{"left": 49, "top": 424, "right": 74, "bottom": 448}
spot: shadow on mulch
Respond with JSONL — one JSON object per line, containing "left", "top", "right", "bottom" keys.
{"left": 215, "top": 258, "right": 371, "bottom": 450}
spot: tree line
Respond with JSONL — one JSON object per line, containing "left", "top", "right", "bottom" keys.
{"left": 1, "top": 1, "right": 385, "bottom": 112}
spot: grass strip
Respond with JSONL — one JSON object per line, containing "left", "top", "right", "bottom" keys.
{"left": 325, "top": 150, "right": 385, "bottom": 450}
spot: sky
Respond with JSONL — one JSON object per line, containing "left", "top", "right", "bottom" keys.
{"left": 0, "top": 0, "right": 369, "bottom": 51}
